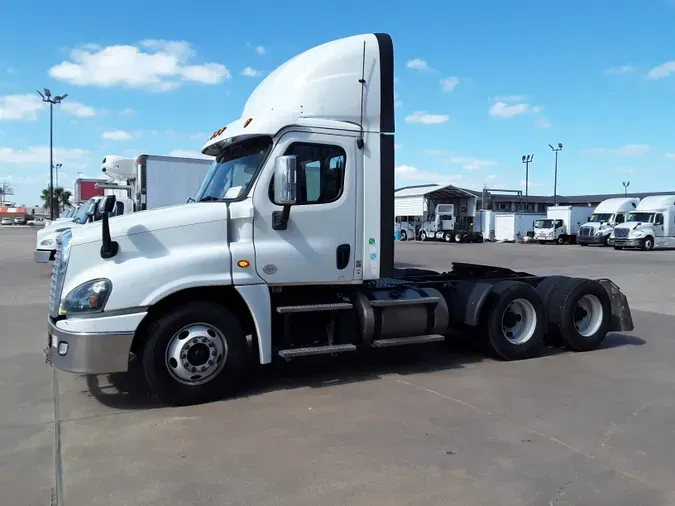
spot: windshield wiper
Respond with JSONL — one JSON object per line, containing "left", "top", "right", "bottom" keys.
{"left": 186, "top": 197, "right": 195, "bottom": 203}
{"left": 199, "top": 196, "right": 220, "bottom": 202}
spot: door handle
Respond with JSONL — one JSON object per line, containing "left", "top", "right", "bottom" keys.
{"left": 336, "top": 244, "right": 350, "bottom": 270}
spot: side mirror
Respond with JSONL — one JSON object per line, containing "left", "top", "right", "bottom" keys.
{"left": 103, "top": 194, "right": 117, "bottom": 214}
{"left": 273, "top": 155, "right": 297, "bottom": 205}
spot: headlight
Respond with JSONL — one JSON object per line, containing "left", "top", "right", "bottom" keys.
{"left": 595, "top": 230, "right": 603, "bottom": 236}
{"left": 40, "top": 238, "right": 54, "bottom": 246}
{"left": 59, "top": 278, "right": 112, "bottom": 315}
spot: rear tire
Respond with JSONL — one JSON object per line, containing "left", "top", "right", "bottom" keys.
{"left": 480, "top": 280, "right": 545, "bottom": 360}
{"left": 547, "top": 278, "right": 611, "bottom": 352}
{"left": 444, "top": 232, "right": 452, "bottom": 242}
{"left": 613, "top": 245, "right": 623, "bottom": 250}
{"left": 141, "top": 301, "right": 249, "bottom": 406}
{"left": 535, "top": 276, "right": 569, "bottom": 347}
{"left": 420, "top": 231, "right": 427, "bottom": 242}
{"left": 454, "top": 233, "right": 463, "bottom": 243}
{"left": 400, "top": 230, "right": 407, "bottom": 241}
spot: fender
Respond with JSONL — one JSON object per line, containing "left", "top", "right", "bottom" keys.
{"left": 235, "top": 284, "right": 272, "bottom": 363}
{"left": 447, "top": 280, "right": 494, "bottom": 327}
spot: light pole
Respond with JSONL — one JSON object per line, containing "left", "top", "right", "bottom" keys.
{"left": 622, "top": 181, "right": 630, "bottom": 196}
{"left": 53, "top": 163, "right": 62, "bottom": 188}
{"left": 37, "top": 88, "right": 68, "bottom": 221}
{"left": 549, "top": 143, "right": 563, "bottom": 206}
{"left": 522, "top": 154, "right": 534, "bottom": 208}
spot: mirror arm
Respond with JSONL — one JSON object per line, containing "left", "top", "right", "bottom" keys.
{"left": 272, "top": 204, "right": 292, "bottom": 231}
{"left": 100, "top": 212, "right": 119, "bottom": 259}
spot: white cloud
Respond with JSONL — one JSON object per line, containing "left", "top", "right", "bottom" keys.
{"left": 60, "top": 101, "right": 95, "bottom": 118}
{"left": 49, "top": 40, "right": 231, "bottom": 91}
{"left": 0, "top": 94, "right": 96, "bottom": 121}
{"left": 583, "top": 144, "right": 651, "bottom": 157}
{"left": 605, "top": 65, "right": 635, "bottom": 75}
{"left": 425, "top": 149, "right": 455, "bottom": 156}
{"left": 489, "top": 101, "right": 542, "bottom": 118}
{"left": 0, "top": 94, "right": 43, "bottom": 120}
{"left": 0, "top": 146, "right": 89, "bottom": 165}
{"left": 535, "top": 116, "right": 552, "bottom": 128}
{"left": 648, "top": 61, "right": 675, "bottom": 79}
{"left": 442, "top": 156, "right": 497, "bottom": 170}
{"left": 120, "top": 108, "right": 135, "bottom": 116}
{"left": 6, "top": 67, "right": 16, "bottom": 75}
{"left": 241, "top": 66, "right": 264, "bottom": 77}
{"left": 247, "top": 43, "right": 265, "bottom": 55}
{"left": 406, "top": 58, "right": 431, "bottom": 71}
{"left": 492, "top": 95, "right": 528, "bottom": 102}
{"left": 665, "top": 153, "right": 675, "bottom": 159}
{"left": 395, "top": 164, "right": 461, "bottom": 185}
{"left": 102, "top": 130, "right": 133, "bottom": 141}
{"left": 168, "top": 149, "right": 214, "bottom": 159}
{"left": 440, "top": 77, "right": 459, "bottom": 92}
{"left": 520, "top": 179, "right": 544, "bottom": 188}
{"left": 404, "top": 111, "right": 450, "bottom": 124}
{"left": 394, "top": 144, "right": 403, "bottom": 150}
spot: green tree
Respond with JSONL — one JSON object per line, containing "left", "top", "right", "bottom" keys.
{"left": 40, "top": 186, "right": 73, "bottom": 219}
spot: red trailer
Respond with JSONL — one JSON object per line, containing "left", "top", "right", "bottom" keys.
{"left": 73, "top": 178, "right": 105, "bottom": 204}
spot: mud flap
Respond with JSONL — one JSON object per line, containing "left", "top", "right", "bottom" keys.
{"left": 597, "top": 278, "right": 634, "bottom": 332}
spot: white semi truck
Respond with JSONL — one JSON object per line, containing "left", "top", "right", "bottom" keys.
{"left": 418, "top": 204, "right": 483, "bottom": 243}
{"left": 577, "top": 197, "right": 639, "bottom": 246}
{"left": 44, "top": 33, "right": 634, "bottom": 406}
{"left": 533, "top": 205, "right": 590, "bottom": 244}
{"left": 610, "top": 195, "right": 675, "bottom": 250}
{"left": 34, "top": 155, "right": 211, "bottom": 262}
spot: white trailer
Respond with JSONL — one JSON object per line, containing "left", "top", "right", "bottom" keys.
{"left": 611, "top": 195, "right": 675, "bottom": 250}
{"left": 577, "top": 197, "right": 639, "bottom": 246}
{"left": 44, "top": 33, "right": 634, "bottom": 406}
{"left": 533, "top": 205, "right": 591, "bottom": 244}
{"left": 494, "top": 212, "right": 546, "bottom": 242}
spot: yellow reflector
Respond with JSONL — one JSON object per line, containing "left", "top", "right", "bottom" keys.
{"left": 243, "top": 118, "right": 253, "bottom": 128}
{"left": 237, "top": 260, "right": 250, "bottom": 268}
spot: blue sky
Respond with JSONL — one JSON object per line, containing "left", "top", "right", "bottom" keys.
{"left": 1, "top": 0, "right": 675, "bottom": 206}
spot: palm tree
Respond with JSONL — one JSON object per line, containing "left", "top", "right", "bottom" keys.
{"left": 40, "top": 186, "right": 73, "bottom": 219}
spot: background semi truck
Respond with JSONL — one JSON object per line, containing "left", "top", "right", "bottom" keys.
{"left": 611, "top": 195, "right": 675, "bottom": 250}
{"left": 577, "top": 197, "right": 639, "bottom": 246}
{"left": 417, "top": 204, "right": 483, "bottom": 243}
{"left": 533, "top": 205, "right": 590, "bottom": 244}
{"left": 45, "top": 33, "right": 633, "bottom": 406}
{"left": 34, "top": 155, "right": 211, "bottom": 262}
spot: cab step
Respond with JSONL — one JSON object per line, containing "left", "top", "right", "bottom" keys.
{"left": 371, "top": 334, "right": 445, "bottom": 348}
{"left": 278, "top": 344, "right": 357, "bottom": 359}
{"left": 370, "top": 296, "right": 440, "bottom": 308}
{"left": 276, "top": 302, "right": 353, "bottom": 314}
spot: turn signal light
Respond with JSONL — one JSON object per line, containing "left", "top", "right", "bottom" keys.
{"left": 237, "top": 260, "right": 251, "bottom": 268}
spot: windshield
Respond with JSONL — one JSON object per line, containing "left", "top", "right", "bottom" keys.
{"left": 194, "top": 137, "right": 272, "bottom": 202}
{"left": 627, "top": 212, "right": 654, "bottom": 223}
{"left": 590, "top": 213, "right": 613, "bottom": 222}
{"left": 72, "top": 198, "right": 96, "bottom": 225}
{"left": 534, "top": 219, "right": 554, "bottom": 228}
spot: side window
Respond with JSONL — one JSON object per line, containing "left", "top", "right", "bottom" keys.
{"left": 655, "top": 213, "right": 664, "bottom": 225}
{"left": 615, "top": 214, "right": 624, "bottom": 224}
{"left": 113, "top": 202, "right": 124, "bottom": 216}
{"left": 270, "top": 143, "right": 346, "bottom": 204}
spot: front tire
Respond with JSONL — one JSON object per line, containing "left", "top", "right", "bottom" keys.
{"left": 480, "top": 281, "right": 545, "bottom": 360}
{"left": 141, "top": 302, "right": 248, "bottom": 406}
{"left": 420, "top": 231, "right": 427, "bottom": 242}
{"left": 556, "top": 236, "right": 565, "bottom": 245}
{"left": 400, "top": 230, "right": 407, "bottom": 241}
{"left": 642, "top": 236, "right": 654, "bottom": 251}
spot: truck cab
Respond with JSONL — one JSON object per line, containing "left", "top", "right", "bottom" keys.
{"left": 44, "top": 33, "right": 634, "bottom": 406}
{"left": 611, "top": 195, "right": 675, "bottom": 250}
{"left": 578, "top": 198, "right": 638, "bottom": 246}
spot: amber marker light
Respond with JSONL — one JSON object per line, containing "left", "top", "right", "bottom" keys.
{"left": 237, "top": 260, "right": 251, "bottom": 268}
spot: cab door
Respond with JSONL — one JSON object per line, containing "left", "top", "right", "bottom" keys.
{"left": 252, "top": 131, "right": 358, "bottom": 284}
{"left": 654, "top": 213, "right": 665, "bottom": 238}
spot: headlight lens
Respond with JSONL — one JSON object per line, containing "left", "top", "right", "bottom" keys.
{"left": 60, "top": 278, "right": 112, "bottom": 315}
{"left": 40, "top": 238, "right": 54, "bottom": 246}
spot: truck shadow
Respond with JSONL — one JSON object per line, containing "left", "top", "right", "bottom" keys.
{"left": 83, "top": 331, "right": 646, "bottom": 410}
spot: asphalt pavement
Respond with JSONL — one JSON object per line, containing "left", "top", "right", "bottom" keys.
{"left": 2, "top": 227, "right": 675, "bottom": 506}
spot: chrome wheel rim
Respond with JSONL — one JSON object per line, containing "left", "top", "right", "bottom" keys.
{"left": 501, "top": 298, "right": 537, "bottom": 345}
{"left": 574, "top": 294, "right": 603, "bottom": 337}
{"left": 165, "top": 323, "right": 228, "bottom": 386}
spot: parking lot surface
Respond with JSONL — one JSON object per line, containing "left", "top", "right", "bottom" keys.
{"left": 2, "top": 227, "right": 675, "bottom": 505}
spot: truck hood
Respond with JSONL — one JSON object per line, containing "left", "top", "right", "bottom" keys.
{"left": 69, "top": 202, "right": 225, "bottom": 246}
{"left": 581, "top": 222, "right": 613, "bottom": 231}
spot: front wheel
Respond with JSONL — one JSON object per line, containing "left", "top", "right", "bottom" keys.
{"left": 613, "top": 245, "right": 623, "bottom": 250}
{"left": 642, "top": 236, "right": 654, "bottom": 251}
{"left": 141, "top": 302, "right": 249, "bottom": 405}
{"left": 556, "top": 236, "right": 565, "bottom": 245}
{"left": 419, "top": 231, "right": 427, "bottom": 241}
{"left": 400, "top": 230, "right": 407, "bottom": 241}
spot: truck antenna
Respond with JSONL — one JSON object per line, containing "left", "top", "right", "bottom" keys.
{"left": 357, "top": 40, "right": 366, "bottom": 150}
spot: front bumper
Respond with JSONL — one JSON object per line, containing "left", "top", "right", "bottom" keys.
{"left": 45, "top": 313, "right": 143, "bottom": 374}
{"left": 34, "top": 249, "right": 53, "bottom": 263}
{"left": 578, "top": 235, "right": 606, "bottom": 245}
{"left": 611, "top": 238, "right": 642, "bottom": 248}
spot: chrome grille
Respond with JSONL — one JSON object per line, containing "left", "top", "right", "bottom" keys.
{"left": 579, "top": 227, "right": 593, "bottom": 237}
{"left": 614, "top": 228, "right": 630, "bottom": 238}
